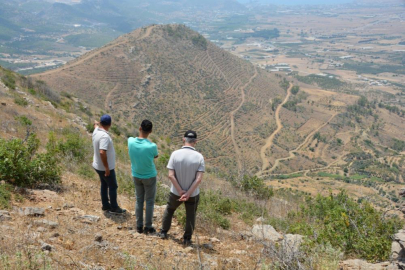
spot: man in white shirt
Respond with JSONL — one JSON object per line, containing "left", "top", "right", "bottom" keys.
{"left": 159, "top": 130, "right": 205, "bottom": 246}
{"left": 92, "top": 114, "right": 126, "bottom": 214}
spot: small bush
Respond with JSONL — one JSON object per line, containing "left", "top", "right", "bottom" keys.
{"left": 241, "top": 175, "right": 274, "bottom": 199}
{"left": 51, "top": 128, "right": 89, "bottom": 162}
{"left": 0, "top": 184, "right": 12, "bottom": 209}
{"left": 14, "top": 96, "right": 28, "bottom": 107}
{"left": 277, "top": 191, "right": 403, "bottom": 262}
{"left": 0, "top": 134, "right": 61, "bottom": 187}
{"left": 15, "top": 116, "right": 32, "bottom": 126}
{"left": 291, "top": 85, "right": 300, "bottom": 95}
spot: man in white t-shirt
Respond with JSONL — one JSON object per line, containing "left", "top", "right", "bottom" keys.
{"left": 159, "top": 130, "right": 205, "bottom": 246}
{"left": 92, "top": 114, "right": 126, "bottom": 214}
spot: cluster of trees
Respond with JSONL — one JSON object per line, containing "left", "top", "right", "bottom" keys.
{"left": 378, "top": 102, "right": 405, "bottom": 117}
{"left": 295, "top": 74, "right": 346, "bottom": 90}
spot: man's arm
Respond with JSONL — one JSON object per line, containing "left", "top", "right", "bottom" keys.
{"left": 99, "top": 150, "right": 110, "bottom": 176}
{"left": 168, "top": 169, "right": 186, "bottom": 196}
{"left": 179, "top": 171, "right": 203, "bottom": 201}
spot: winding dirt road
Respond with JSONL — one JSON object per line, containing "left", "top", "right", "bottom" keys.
{"left": 260, "top": 112, "right": 338, "bottom": 176}
{"left": 230, "top": 67, "right": 258, "bottom": 172}
{"left": 259, "top": 84, "right": 293, "bottom": 172}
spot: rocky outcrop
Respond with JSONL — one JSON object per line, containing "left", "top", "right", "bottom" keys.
{"left": 392, "top": 230, "right": 405, "bottom": 269}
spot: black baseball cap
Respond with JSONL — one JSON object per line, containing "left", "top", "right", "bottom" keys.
{"left": 184, "top": 130, "right": 197, "bottom": 139}
{"left": 141, "top": 120, "right": 153, "bottom": 132}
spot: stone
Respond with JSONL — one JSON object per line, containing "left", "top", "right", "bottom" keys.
{"left": 51, "top": 232, "right": 60, "bottom": 238}
{"left": 33, "top": 219, "right": 59, "bottom": 229}
{"left": 62, "top": 203, "right": 74, "bottom": 209}
{"left": 231, "top": 250, "right": 247, "bottom": 255}
{"left": 18, "top": 207, "right": 45, "bottom": 217}
{"left": 95, "top": 233, "right": 103, "bottom": 242}
{"left": 0, "top": 210, "right": 11, "bottom": 221}
{"left": 252, "top": 224, "right": 283, "bottom": 242}
{"left": 37, "top": 227, "right": 47, "bottom": 232}
{"left": 1, "top": 103, "right": 6, "bottom": 106}
{"left": 184, "top": 247, "right": 193, "bottom": 253}
{"left": 399, "top": 188, "right": 405, "bottom": 197}
{"left": 41, "top": 243, "right": 53, "bottom": 251}
{"left": 210, "top": 237, "right": 220, "bottom": 243}
{"left": 0, "top": 180, "right": 5, "bottom": 185}
{"left": 203, "top": 243, "right": 214, "bottom": 250}
{"left": 79, "top": 215, "right": 100, "bottom": 223}
{"left": 117, "top": 226, "right": 122, "bottom": 230}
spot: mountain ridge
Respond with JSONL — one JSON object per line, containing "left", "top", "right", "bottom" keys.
{"left": 34, "top": 24, "right": 286, "bottom": 175}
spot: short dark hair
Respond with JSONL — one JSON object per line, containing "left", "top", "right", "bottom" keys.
{"left": 141, "top": 120, "right": 153, "bottom": 132}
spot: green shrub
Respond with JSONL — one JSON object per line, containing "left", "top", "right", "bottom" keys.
{"left": 14, "top": 96, "right": 28, "bottom": 107}
{"left": 191, "top": 35, "right": 207, "bottom": 50}
{"left": 241, "top": 175, "right": 274, "bottom": 199}
{"left": 2, "top": 72, "right": 16, "bottom": 89}
{"left": 291, "top": 85, "right": 300, "bottom": 95}
{"left": 280, "top": 191, "right": 403, "bottom": 262}
{"left": 0, "top": 184, "right": 12, "bottom": 209}
{"left": 15, "top": 116, "right": 32, "bottom": 126}
{"left": 0, "top": 134, "right": 61, "bottom": 187}
{"left": 55, "top": 129, "right": 88, "bottom": 162}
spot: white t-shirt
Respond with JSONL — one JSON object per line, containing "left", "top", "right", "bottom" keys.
{"left": 167, "top": 146, "right": 205, "bottom": 197}
{"left": 92, "top": 127, "right": 116, "bottom": 171}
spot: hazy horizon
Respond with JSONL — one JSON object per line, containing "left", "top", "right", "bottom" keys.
{"left": 237, "top": 0, "right": 353, "bottom": 5}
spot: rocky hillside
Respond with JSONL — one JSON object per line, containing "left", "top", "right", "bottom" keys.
{"left": 1, "top": 57, "right": 405, "bottom": 269}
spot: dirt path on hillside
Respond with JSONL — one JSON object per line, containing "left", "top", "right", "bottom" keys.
{"left": 104, "top": 83, "right": 121, "bottom": 110}
{"left": 230, "top": 68, "right": 258, "bottom": 172}
{"left": 259, "top": 84, "right": 292, "bottom": 172}
{"left": 260, "top": 112, "right": 338, "bottom": 175}
{"left": 33, "top": 26, "right": 156, "bottom": 78}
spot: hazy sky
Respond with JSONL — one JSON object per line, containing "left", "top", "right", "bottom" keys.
{"left": 237, "top": 0, "right": 353, "bottom": 4}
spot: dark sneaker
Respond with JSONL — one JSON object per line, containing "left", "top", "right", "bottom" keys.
{"left": 137, "top": 227, "right": 144, "bottom": 234}
{"left": 183, "top": 238, "right": 192, "bottom": 247}
{"left": 109, "top": 207, "right": 127, "bottom": 214}
{"left": 144, "top": 227, "right": 156, "bottom": 234}
{"left": 158, "top": 230, "right": 168, "bottom": 239}
{"left": 102, "top": 205, "right": 111, "bottom": 211}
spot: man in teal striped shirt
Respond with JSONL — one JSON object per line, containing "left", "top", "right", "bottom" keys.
{"left": 128, "top": 120, "right": 158, "bottom": 234}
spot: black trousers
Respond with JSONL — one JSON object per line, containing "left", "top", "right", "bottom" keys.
{"left": 161, "top": 192, "right": 200, "bottom": 240}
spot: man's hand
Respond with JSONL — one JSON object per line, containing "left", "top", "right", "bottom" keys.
{"left": 105, "top": 168, "right": 110, "bottom": 177}
{"left": 179, "top": 190, "right": 186, "bottom": 196}
{"left": 179, "top": 193, "right": 190, "bottom": 202}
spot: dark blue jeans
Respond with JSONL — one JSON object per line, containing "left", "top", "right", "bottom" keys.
{"left": 95, "top": 169, "right": 118, "bottom": 209}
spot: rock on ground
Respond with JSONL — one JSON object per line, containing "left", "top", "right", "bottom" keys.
{"left": 252, "top": 224, "right": 283, "bottom": 242}
{"left": 18, "top": 207, "right": 45, "bottom": 216}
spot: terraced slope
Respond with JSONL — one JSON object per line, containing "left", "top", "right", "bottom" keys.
{"left": 35, "top": 25, "right": 286, "bottom": 175}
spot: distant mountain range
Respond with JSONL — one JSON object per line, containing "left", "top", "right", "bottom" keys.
{"left": 0, "top": 0, "right": 245, "bottom": 41}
